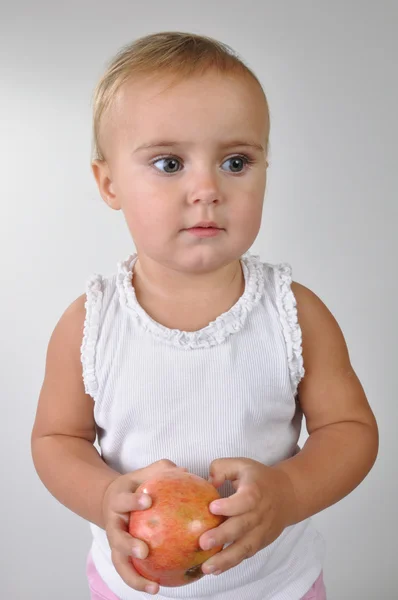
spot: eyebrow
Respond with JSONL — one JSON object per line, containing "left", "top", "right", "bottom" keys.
{"left": 133, "top": 140, "right": 265, "bottom": 153}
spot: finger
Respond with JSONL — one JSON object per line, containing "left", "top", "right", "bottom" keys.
{"left": 208, "top": 485, "right": 260, "bottom": 517}
{"left": 209, "top": 457, "right": 249, "bottom": 488}
{"left": 201, "top": 531, "right": 261, "bottom": 575}
{"left": 131, "top": 462, "right": 188, "bottom": 487}
{"left": 199, "top": 513, "right": 254, "bottom": 551}
{"left": 112, "top": 549, "right": 159, "bottom": 595}
{"left": 110, "top": 491, "right": 152, "bottom": 514}
{"left": 106, "top": 515, "right": 150, "bottom": 559}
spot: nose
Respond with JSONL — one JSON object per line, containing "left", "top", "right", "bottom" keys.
{"left": 187, "top": 169, "right": 222, "bottom": 205}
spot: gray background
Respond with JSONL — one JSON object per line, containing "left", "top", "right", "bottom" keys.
{"left": 1, "top": 1, "right": 397, "bottom": 598}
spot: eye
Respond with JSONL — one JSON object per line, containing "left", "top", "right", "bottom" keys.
{"left": 152, "top": 156, "right": 182, "bottom": 174}
{"left": 221, "top": 155, "right": 253, "bottom": 173}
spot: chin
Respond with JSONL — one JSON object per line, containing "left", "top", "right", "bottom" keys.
{"left": 172, "top": 247, "right": 243, "bottom": 274}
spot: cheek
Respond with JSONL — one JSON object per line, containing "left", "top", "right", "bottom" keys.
{"left": 233, "top": 196, "right": 264, "bottom": 228}
{"left": 122, "top": 195, "right": 178, "bottom": 242}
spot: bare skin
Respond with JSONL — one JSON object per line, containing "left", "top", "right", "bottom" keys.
{"left": 31, "top": 69, "right": 378, "bottom": 594}
{"left": 198, "top": 282, "right": 378, "bottom": 575}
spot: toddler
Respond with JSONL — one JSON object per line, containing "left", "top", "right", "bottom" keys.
{"left": 31, "top": 32, "right": 378, "bottom": 600}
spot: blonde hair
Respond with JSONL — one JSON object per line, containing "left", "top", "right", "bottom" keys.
{"left": 92, "top": 31, "right": 269, "bottom": 161}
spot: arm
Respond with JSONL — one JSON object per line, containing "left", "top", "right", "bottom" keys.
{"left": 198, "top": 283, "right": 379, "bottom": 575}
{"left": 274, "top": 282, "right": 379, "bottom": 525}
{"left": 31, "top": 295, "right": 120, "bottom": 529}
{"left": 31, "top": 297, "right": 181, "bottom": 594}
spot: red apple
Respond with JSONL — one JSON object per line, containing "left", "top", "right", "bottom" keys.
{"left": 128, "top": 471, "right": 225, "bottom": 587}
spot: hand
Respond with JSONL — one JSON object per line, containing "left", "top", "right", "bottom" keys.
{"left": 102, "top": 459, "right": 187, "bottom": 595}
{"left": 199, "top": 458, "right": 296, "bottom": 576}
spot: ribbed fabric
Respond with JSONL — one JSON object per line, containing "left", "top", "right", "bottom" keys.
{"left": 81, "top": 253, "right": 325, "bottom": 600}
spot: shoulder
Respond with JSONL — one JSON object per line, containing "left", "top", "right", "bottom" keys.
{"left": 46, "top": 267, "right": 118, "bottom": 383}
{"left": 41, "top": 293, "right": 88, "bottom": 406}
{"left": 290, "top": 281, "right": 377, "bottom": 432}
{"left": 290, "top": 281, "right": 347, "bottom": 368}
{"left": 51, "top": 273, "right": 107, "bottom": 348}
{"left": 49, "top": 273, "right": 109, "bottom": 379}
{"left": 50, "top": 294, "right": 87, "bottom": 350}
{"left": 258, "top": 263, "right": 344, "bottom": 376}
{"left": 32, "top": 294, "right": 97, "bottom": 441}
{"left": 43, "top": 294, "right": 88, "bottom": 385}
{"left": 291, "top": 281, "right": 333, "bottom": 314}
{"left": 291, "top": 281, "right": 339, "bottom": 328}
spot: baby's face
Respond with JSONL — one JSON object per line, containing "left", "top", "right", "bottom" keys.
{"left": 94, "top": 70, "right": 269, "bottom": 274}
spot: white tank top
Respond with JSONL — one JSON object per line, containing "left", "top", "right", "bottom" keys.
{"left": 81, "top": 252, "right": 325, "bottom": 600}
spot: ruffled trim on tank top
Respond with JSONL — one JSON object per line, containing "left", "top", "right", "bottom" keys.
{"left": 274, "top": 263, "right": 305, "bottom": 395}
{"left": 81, "top": 274, "right": 103, "bottom": 397}
{"left": 116, "top": 253, "right": 265, "bottom": 350}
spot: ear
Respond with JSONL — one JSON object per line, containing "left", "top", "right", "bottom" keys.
{"left": 91, "top": 160, "right": 121, "bottom": 210}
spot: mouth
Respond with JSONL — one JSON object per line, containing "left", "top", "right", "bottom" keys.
{"left": 184, "top": 221, "right": 225, "bottom": 238}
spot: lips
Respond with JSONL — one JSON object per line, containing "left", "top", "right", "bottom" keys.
{"left": 189, "top": 221, "right": 221, "bottom": 229}
{"left": 185, "top": 222, "right": 224, "bottom": 238}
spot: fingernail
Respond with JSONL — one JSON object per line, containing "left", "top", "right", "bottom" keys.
{"left": 131, "top": 546, "right": 144, "bottom": 559}
{"left": 203, "top": 564, "right": 216, "bottom": 574}
{"left": 213, "top": 570, "right": 222, "bottom": 576}
{"left": 145, "top": 583, "right": 158, "bottom": 594}
{"left": 201, "top": 538, "right": 215, "bottom": 551}
{"left": 210, "top": 501, "right": 221, "bottom": 513}
{"left": 138, "top": 493, "right": 151, "bottom": 509}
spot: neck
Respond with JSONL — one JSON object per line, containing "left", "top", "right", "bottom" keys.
{"left": 133, "top": 254, "right": 244, "bottom": 303}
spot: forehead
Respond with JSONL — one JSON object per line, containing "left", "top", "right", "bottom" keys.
{"left": 104, "top": 71, "right": 269, "bottom": 152}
